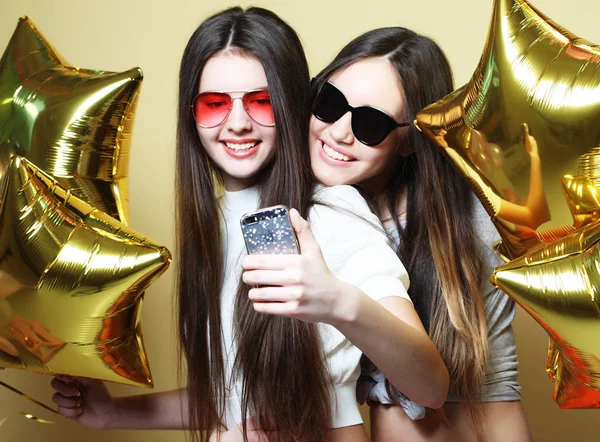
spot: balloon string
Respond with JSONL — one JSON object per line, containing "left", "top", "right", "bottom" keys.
{"left": 0, "top": 380, "right": 56, "bottom": 424}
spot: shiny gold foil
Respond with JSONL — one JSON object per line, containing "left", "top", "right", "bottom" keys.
{"left": 0, "top": 16, "right": 143, "bottom": 224}
{"left": 491, "top": 218, "right": 600, "bottom": 408}
{"left": 416, "top": 0, "right": 600, "bottom": 408}
{"left": 0, "top": 380, "right": 56, "bottom": 420}
{"left": 0, "top": 157, "right": 171, "bottom": 387}
{"left": 416, "top": 0, "right": 600, "bottom": 259}
{"left": 493, "top": 149, "right": 600, "bottom": 408}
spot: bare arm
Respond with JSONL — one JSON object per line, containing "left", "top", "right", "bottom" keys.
{"left": 330, "top": 284, "right": 449, "bottom": 409}
{"left": 108, "top": 388, "right": 189, "bottom": 430}
{"left": 51, "top": 376, "right": 189, "bottom": 430}
{"left": 53, "top": 377, "right": 369, "bottom": 440}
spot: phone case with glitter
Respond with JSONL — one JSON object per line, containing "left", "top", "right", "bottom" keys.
{"left": 240, "top": 205, "right": 299, "bottom": 255}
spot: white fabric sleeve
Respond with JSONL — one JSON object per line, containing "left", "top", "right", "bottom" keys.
{"left": 309, "top": 184, "right": 411, "bottom": 303}
{"left": 308, "top": 185, "right": 413, "bottom": 428}
{"left": 319, "top": 330, "right": 364, "bottom": 428}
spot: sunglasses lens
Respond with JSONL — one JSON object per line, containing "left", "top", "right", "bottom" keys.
{"left": 353, "top": 107, "right": 394, "bottom": 146}
{"left": 313, "top": 82, "right": 347, "bottom": 123}
{"left": 192, "top": 93, "right": 232, "bottom": 127}
{"left": 243, "top": 90, "right": 275, "bottom": 126}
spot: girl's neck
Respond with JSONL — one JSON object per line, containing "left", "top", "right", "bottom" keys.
{"left": 223, "top": 174, "right": 261, "bottom": 192}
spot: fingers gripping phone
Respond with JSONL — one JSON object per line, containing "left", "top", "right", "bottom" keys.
{"left": 240, "top": 205, "right": 299, "bottom": 255}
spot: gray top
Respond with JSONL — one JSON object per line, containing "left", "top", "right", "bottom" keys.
{"left": 356, "top": 196, "right": 521, "bottom": 419}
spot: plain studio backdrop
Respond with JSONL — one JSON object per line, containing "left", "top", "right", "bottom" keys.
{"left": 0, "top": 1, "right": 597, "bottom": 441}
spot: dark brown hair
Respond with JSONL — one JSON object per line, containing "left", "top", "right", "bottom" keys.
{"left": 312, "top": 27, "right": 489, "bottom": 428}
{"left": 176, "top": 7, "right": 330, "bottom": 442}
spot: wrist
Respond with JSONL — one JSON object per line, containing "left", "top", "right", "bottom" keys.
{"left": 106, "top": 396, "right": 138, "bottom": 430}
{"left": 102, "top": 397, "right": 120, "bottom": 430}
{"left": 328, "top": 280, "right": 361, "bottom": 327}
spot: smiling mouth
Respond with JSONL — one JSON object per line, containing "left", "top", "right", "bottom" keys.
{"left": 321, "top": 141, "right": 355, "bottom": 162}
{"left": 224, "top": 141, "right": 259, "bottom": 151}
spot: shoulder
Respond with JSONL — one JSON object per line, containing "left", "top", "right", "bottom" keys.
{"left": 471, "top": 194, "right": 501, "bottom": 247}
{"left": 314, "top": 184, "right": 368, "bottom": 206}
{"left": 470, "top": 194, "right": 509, "bottom": 297}
{"left": 311, "top": 184, "right": 381, "bottom": 225}
{"left": 308, "top": 185, "right": 411, "bottom": 299}
{"left": 471, "top": 194, "right": 503, "bottom": 268}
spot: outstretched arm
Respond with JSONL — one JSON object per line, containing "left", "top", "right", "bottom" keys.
{"left": 51, "top": 376, "right": 189, "bottom": 430}
{"left": 52, "top": 376, "right": 369, "bottom": 440}
{"left": 330, "top": 286, "right": 449, "bottom": 409}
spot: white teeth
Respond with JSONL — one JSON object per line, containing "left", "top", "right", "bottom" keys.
{"left": 225, "top": 141, "right": 257, "bottom": 151}
{"left": 323, "top": 144, "right": 352, "bottom": 161}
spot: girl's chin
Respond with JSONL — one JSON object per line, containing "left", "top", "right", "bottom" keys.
{"left": 314, "top": 172, "right": 350, "bottom": 187}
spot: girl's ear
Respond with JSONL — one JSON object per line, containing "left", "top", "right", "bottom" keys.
{"left": 396, "top": 134, "right": 414, "bottom": 157}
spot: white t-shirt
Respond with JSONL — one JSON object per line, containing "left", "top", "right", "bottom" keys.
{"left": 219, "top": 184, "right": 411, "bottom": 429}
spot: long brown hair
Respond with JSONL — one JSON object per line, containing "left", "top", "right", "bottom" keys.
{"left": 176, "top": 7, "right": 330, "bottom": 441}
{"left": 313, "top": 28, "right": 489, "bottom": 427}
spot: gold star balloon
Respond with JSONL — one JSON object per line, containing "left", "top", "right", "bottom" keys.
{"left": 0, "top": 156, "right": 171, "bottom": 387}
{"left": 416, "top": 0, "right": 600, "bottom": 259}
{"left": 0, "top": 16, "right": 143, "bottom": 224}
{"left": 491, "top": 215, "right": 600, "bottom": 408}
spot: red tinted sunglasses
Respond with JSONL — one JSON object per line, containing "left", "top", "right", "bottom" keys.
{"left": 191, "top": 89, "right": 275, "bottom": 128}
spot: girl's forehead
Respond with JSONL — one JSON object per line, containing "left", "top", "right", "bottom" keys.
{"left": 330, "top": 58, "right": 406, "bottom": 120}
{"left": 199, "top": 52, "right": 268, "bottom": 92}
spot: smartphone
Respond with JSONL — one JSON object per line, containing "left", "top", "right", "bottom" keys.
{"left": 240, "top": 205, "right": 299, "bottom": 255}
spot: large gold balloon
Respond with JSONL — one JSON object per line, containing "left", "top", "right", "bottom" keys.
{"left": 0, "top": 16, "right": 143, "bottom": 224}
{"left": 416, "top": 0, "right": 600, "bottom": 408}
{"left": 0, "top": 156, "right": 171, "bottom": 387}
{"left": 416, "top": 0, "right": 600, "bottom": 259}
{"left": 491, "top": 216, "right": 600, "bottom": 408}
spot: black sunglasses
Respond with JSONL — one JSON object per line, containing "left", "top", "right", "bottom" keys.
{"left": 312, "top": 80, "right": 410, "bottom": 146}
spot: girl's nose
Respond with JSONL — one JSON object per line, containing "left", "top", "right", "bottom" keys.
{"left": 329, "top": 111, "right": 354, "bottom": 145}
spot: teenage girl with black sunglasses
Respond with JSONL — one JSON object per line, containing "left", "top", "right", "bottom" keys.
{"left": 308, "top": 27, "right": 532, "bottom": 442}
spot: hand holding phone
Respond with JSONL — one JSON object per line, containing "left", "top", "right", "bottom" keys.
{"left": 241, "top": 207, "right": 346, "bottom": 324}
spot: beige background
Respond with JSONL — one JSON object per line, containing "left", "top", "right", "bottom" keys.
{"left": 0, "top": 1, "right": 598, "bottom": 441}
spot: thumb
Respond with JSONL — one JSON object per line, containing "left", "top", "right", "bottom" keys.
{"left": 289, "top": 208, "right": 321, "bottom": 256}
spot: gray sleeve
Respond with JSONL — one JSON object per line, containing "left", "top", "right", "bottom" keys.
{"left": 357, "top": 196, "right": 520, "bottom": 409}
{"left": 451, "top": 196, "right": 521, "bottom": 401}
